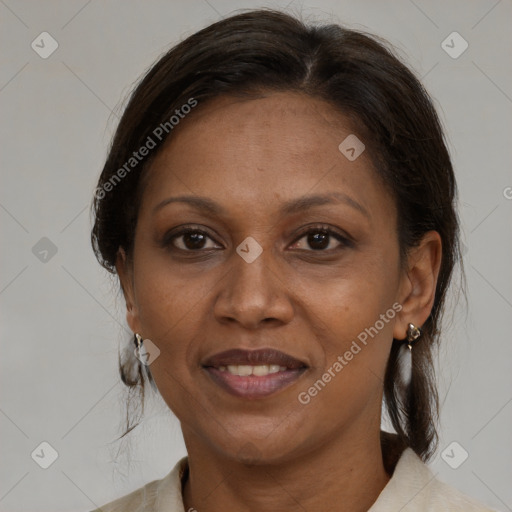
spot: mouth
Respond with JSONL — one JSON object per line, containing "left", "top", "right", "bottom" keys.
{"left": 202, "top": 348, "right": 308, "bottom": 399}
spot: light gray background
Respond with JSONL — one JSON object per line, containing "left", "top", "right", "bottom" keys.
{"left": 1, "top": 1, "right": 511, "bottom": 511}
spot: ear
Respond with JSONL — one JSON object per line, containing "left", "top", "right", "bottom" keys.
{"left": 115, "top": 247, "right": 141, "bottom": 334}
{"left": 393, "top": 231, "right": 442, "bottom": 340}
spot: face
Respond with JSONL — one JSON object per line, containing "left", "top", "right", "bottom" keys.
{"left": 118, "top": 92, "right": 418, "bottom": 464}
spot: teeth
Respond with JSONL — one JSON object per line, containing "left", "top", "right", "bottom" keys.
{"left": 220, "top": 364, "right": 288, "bottom": 376}
{"left": 229, "top": 364, "right": 252, "bottom": 376}
{"left": 253, "top": 365, "right": 271, "bottom": 376}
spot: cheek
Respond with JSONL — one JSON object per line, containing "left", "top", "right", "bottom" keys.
{"left": 134, "top": 273, "right": 201, "bottom": 416}
{"left": 297, "top": 254, "right": 399, "bottom": 392}
{"left": 300, "top": 255, "right": 399, "bottom": 337}
{"left": 317, "top": 280, "right": 396, "bottom": 342}
{"left": 131, "top": 262, "right": 202, "bottom": 389}
{"left": 132, "top": 246, "right": 209, "bottom": 338}
{"left": 306, "top": 287, "right": 396, "bottom": 390}
{"left": 294, "top": 282, "right": 396, "bottom": 429}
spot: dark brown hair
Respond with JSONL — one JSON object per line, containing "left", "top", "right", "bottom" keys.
{"left": 91, "top": 9, "right": 462, "bottom": 463}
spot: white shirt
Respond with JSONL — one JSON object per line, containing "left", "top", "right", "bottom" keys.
{"left": 91, "top": 448, "right": 497, "bottom": 511}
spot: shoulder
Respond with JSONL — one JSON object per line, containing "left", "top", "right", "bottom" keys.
{"left": 370, "top": 448, "right": 498, "bottom": 512}
{"left": 89, "top": 457, "right": 188, "bottom": 512}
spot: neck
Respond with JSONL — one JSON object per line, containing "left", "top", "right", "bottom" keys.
{"left": 182, "top": 424, "right": 392, "bottom": 512}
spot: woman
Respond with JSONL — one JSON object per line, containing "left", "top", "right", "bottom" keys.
{"left": 90, "top": 9, "right": 496, "bottom": 512}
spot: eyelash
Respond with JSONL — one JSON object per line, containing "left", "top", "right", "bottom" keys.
{"left": 163, "top": 224, "right": 352, "bottom": 254}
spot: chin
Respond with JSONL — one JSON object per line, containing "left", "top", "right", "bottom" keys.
{"left": 204, "top": 421, "right": 307, "bottom": 466}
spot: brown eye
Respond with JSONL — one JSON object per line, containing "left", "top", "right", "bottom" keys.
{"left": 306, "top": 231, "right": 330, "bottom": 250}
{"left": 164, "top": 227, "right": 221, "bottom": 252}
{"left": 179, "top": 231, "right": 208, "bottom": 250}
{"left": 290, "top": 226, "right": 351, "bottom": 252}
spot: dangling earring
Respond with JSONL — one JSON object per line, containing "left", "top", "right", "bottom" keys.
{"left": 399, "top": 323, "right": 422, "bottom": 386}
{"left": 133, "top": 332, "right": 143, "bottom": 359}
{"left": 406, "top": 323, "right": 422, "bottom": 350}
{"left": 132, "top": 332, "right": 159, "bottom": 392}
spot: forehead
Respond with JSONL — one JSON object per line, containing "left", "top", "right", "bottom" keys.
{"left": 140, "top": 92, "right": 393, "bottom": 223}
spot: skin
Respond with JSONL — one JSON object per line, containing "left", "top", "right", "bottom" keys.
{"left": 116, "top": 92, "right": 442, "bottom": 512}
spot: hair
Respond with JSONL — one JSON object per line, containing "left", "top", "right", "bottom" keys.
{"left": 91, "top": 8, "right": 462, "bottom": 463}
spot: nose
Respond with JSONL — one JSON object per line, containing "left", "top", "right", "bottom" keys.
{"left": 213, "top": 243, "right": 294, "bottom": 329}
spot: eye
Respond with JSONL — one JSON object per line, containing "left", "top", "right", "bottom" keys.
{"left": 290, "top": 225, "right": 351, "bottom": 251}
{"left": 164, "top": 226, "right": 221, "bottom": 251}
{"left": 163, "top": 224, "right": 351, "bottom": 254}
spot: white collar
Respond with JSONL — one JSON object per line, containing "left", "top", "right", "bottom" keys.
{"left": 93, "top": 447, "right": 493, "bottom": 511}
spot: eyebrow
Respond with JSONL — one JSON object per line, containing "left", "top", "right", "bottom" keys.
{"left": 153, "top": 192, "right": 369, "bottom": 219}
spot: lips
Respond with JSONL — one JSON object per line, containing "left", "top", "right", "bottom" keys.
{"left": 203, "top": 348, "right": 307, "bottom": 369}
{"left": 202, "top": 348, "right": 308, "bottom": 399}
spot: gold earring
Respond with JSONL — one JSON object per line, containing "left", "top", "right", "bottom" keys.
{"left": 134, "top": 332, "right": 143, "bottom": 349}
{"left": 406, "top": 323, "right": 422, "bottom": 350}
